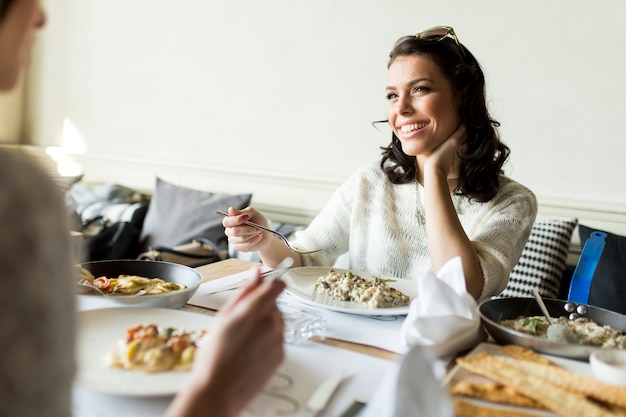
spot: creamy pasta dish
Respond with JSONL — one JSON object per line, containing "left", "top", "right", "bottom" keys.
{"left": 500, "top": 315, "right": 626, "bottom": 349}
{"left": 104, "top": 323, "right": 206, "bottom": 373}
{"left": 76, "top": 265, "right": 187, "bottom": 295}
{"left": 313, "top": 269, "right": 410, "bottom": 308}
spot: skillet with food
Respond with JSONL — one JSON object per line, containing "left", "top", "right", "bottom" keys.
{"left": 76, "top": 259, "right": 201, "bottom": 309}
{"left": 478, "top": 297, "right": 626, "bottom": 360}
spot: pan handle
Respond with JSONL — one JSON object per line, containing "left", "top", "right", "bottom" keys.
{"left": 568, "top": 231, "right": 606, "bottom": 304}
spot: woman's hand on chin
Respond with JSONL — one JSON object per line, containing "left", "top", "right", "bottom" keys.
{"left": 425, "top": 124, "right": 467, "bottom": 183}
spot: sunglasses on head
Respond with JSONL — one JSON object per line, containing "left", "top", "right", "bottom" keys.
{"left": 415, "top": 26, "right": 465, "bottom": 58}
{"left": 370, "top": 26, "right": 467, "bottom": 130}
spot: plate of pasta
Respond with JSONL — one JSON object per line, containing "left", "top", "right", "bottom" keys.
{"left": 76, "top": 260, "right": 202, "bottom": 310}
{"left": 75, "top": 307, "right": 214, "bottom": 396}
{"left": 281, "top": 267, "right": 416, "bottom": 316}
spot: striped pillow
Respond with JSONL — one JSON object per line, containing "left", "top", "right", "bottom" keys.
{"left": 499, "top": 218, "right": 577, "bottom": 299}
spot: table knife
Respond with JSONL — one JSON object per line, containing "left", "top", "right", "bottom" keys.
{"left": 201, "top": 257, "right": 294, "bottom": 294}
{"left": 305, "top": 370, "right": 346, "bottom": 417}
{"left": 337, "top": 400, "right": 366, "bottom": 417}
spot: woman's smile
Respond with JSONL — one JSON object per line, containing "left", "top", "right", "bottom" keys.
{"left": 398, "top": 121, "right": 430, "bottom": 137}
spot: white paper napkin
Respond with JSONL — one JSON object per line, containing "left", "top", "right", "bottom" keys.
{"left": 359, "top": 346, "right": 454, "bottom": 417}
{"left": 400, "top": 256, "right": 484, "bottom": 359}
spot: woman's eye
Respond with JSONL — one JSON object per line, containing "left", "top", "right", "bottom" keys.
{"left": 412, "top": 85, "right": 430, "bottom": 95}
{"left": 385, "top": 93, "right": 398, "bottom": 101}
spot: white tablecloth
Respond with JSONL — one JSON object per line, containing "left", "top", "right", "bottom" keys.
{"left": 73, "top": 341, "right": 397, "bottom": 417}
{"left": 188, "top": 269, "right": 410, "bottom": 354}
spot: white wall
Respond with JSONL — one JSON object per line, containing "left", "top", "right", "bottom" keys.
{"left": 25, "top": 0, "right": 626, "bottom": 228}
{"left": 0, "top": 80, "right": 24, "bottom": 143}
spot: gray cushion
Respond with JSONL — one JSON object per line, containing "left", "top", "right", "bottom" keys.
{"left": 139, "top": 178, "right": 251, "bottom": 252}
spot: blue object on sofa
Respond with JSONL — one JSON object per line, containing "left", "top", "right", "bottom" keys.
{"left": 576, "top": 225, "right": 626, "bottom": 315}
{"left": 568, "top": 231, "right": 606, "bottom": 304}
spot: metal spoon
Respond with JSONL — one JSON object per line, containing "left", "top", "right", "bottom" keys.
{"left": 531, "top": 288, "right": 578, "bottom": 344}
{"left": 76, "top": 283, "right": 147, "bottom": 297}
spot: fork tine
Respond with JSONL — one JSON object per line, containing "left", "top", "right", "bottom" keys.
{"left": 281, "top": 239, "right": 321, "bottom": 255}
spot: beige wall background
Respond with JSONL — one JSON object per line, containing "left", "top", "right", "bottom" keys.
{"left": 14, "top": 0, "right": 626, "bottom": 229}
{"left": 0, "top": 80, "right": 24, "bottom": 143}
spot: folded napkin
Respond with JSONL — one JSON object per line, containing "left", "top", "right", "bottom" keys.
{"left": 359, "top": 346, "right": 454, "bottom": 417}
{"left": 400, "top": 256, "right": 484, "bottom": 359}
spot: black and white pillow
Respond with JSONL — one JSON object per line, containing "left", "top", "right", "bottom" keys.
{"left": 499, "top": 218, "right": 578, "bottom": 299}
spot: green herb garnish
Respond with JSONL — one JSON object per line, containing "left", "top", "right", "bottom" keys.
{"left": 523, "top": 317, "right": 541, "bottom": 335}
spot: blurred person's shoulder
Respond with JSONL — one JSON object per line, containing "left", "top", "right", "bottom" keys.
{"left": 0, "top": 149, "right": 75, "bottom": 417}
{"left": 0, "top": 148, "right": 59, "bottom": 197}
{"left": 0, "top": 147, "right": 70, "bottom": 274}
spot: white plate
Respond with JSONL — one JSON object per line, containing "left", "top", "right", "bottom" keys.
{"left": 281, "top": 267, "right": 416, "bottom": 316}
{"left": 75, "top": 307, "right": 214, "bottom": 396}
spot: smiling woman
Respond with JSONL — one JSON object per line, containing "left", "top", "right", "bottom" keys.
{"left": 224, "top": 26, "right": 538, "bottom": 302}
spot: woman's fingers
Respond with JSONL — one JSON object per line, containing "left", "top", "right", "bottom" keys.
{"left": 222, "top": 207, "right": 249, "bottom": 228}
{"left": 222, "top": 207, "right": 266, "bottom": 251}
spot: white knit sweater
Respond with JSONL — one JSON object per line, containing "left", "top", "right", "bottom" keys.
{"left": 292, "top": 159, "right": 537, "bottom": 299}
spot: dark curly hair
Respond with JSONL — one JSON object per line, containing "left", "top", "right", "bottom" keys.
{"left": 380, "top": 33, "right": 510, "bottom": 202}
{"left": 0, "top": 0, "right": 15, "bottom": 20}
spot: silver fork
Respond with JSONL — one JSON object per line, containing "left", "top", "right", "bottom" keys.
{"left": 216, "top": 210, "right": 321, "bottom": 255}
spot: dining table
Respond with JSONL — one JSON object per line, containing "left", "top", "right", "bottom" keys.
{"left": 183, "top": 259, "right": 401, "bottom": 360}
{"left": 73, "top": 258, "right": 619, "bottom": 417}
{"left": 73, "top": 258, "right": 405, "bottom": 417}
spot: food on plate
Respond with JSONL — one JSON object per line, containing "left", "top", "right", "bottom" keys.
{"left": 451, "top": 346, "right": 549, "bottom": 410}
{"left": 499, "top": 315, "right": 626, "bottom": 349}
{"left": 451, "top": 380, "right": 545, "bottom": 409}
{"left": 75, "top": 265, "right": 187, "bottom": 296}
{"left": 456, "top": 350, "right": 626, "bottom": 416}
{"left": 453, "top": 398, "right": 541, "bottom": 417}
{"left": 76, "top": 265, "right": 95, "bottom": 282}
{"left": 313, "top": 269, "right": 410, "bottom": 308}
{"left": 104, "top": 323, "right": 206, "bottom": 373}
{"left": 499, "top": 344, "right": 558, "bottom": 366}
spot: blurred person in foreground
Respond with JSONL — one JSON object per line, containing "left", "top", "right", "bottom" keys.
{"left": 0, "top": 1, "right": 285, "bottom": 416}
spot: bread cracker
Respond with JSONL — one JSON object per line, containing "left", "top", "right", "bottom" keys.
{"left": 457, "top": 353, "right": 617, "bottom": 417}
{"left": 499, "top": 344, "right": 558, "bottom": 367}
{"left": 451, "top": 380, "right": 545, "bottom": 408}
{"left": 493, "top": 355, "right": 626, "bottom": 408}
{"left": 453, "top": 399, "right": 544, "bottom": 417}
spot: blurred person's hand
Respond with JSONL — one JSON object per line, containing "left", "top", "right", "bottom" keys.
{"left": 165, "top": 269, "right": 286, "bottom": 417}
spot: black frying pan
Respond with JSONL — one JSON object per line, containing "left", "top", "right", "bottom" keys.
{"left": 77, "top": 259, "right": 202, "bottom": 309}
{"left": 478, "top": 297, "right": 626, "bottom": 360}
{"left": 80, "top": 259, "right": 201, "bottom": 284}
